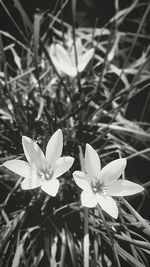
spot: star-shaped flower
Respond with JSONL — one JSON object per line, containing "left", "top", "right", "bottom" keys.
{"left": 3, "top": 129, "right": 74, "bottom": 196}
{"left": 73, "top": 144, "right": 144, "bottom": 219}
{"left": 49, "top": 39, "right": 94, "bottom": 77}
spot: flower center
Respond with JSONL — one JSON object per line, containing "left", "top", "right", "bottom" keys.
{"left": 92, "top": 180, "right": 108, "bottom": 195}
{"left": 40, "top": 169, "right": 53, "bottom": 181}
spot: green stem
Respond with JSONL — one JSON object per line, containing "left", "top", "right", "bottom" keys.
{"left": 78, "top": 145, "right": 89, "bottom": 266}
{"left": 84, "top": 207, "right": 89, "bottom": 267}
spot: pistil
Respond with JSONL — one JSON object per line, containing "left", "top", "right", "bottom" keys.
{"left": 92, "top": 180, "right": 108, "bottom": 195}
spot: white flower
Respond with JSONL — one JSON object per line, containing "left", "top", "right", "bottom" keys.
{"left": 3, "top": 129, "right": 74, "bottom": 196}
{"left": 73, "top": 144, "right": 144, "bottom": 219}
{"left": 49, "top": 38, "right": 94, "bottom": 77}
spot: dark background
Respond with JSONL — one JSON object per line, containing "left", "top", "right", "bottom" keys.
{"left": 0, "top": 0, "right": 133, "bottom": 36}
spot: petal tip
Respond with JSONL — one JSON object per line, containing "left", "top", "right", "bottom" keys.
{"left": 41, "top": 179, "right": 59, "bottom": 196}
{"left": 2, "top": 162, "right": 7, "bottom": 169}
{"left": 56, "top": 128, "right": 62, "bottom": 135}
{"left": 85, "top": 143, "right": 94, "bottom": 155}
{"left": 21, "top": 180, "right": 28, "bottom": 190}
{"left": 22, "top": 135, "right": 27, "bottom": 140}
{"left": 135, "top": 184, "right": 144, "bottom": 194}
{"left": 108, "top": 208, "right": 118, "bottom": 219}
{"left": 86, "top": 143, "right": 91, "bottom": 149}
{"left": 3, "top": 161, "right": 12, "bottom": 169}
{"left": 69, "top": 156, "right": 75, "bottom": 164}
{"left": 113, "top": 214, "right": 118, "bottom": 219}
{"left": 53, "top": 129, "right": 63, "bottom": 142}
{"left": 22, "top": 135, "right": 30, "bottom": 144}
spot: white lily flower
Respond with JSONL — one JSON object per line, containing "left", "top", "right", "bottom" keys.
{"left": 73, "top": 144, "right": 144, "bottom": 219}
{"left": 3, "top": 129, "right": 74, "bottom": 196}
{"left": 49, "top": 39, "right": 94, "bottom": 77}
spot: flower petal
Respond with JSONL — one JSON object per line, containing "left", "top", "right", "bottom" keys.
{"left": 52, "top": 156, "right": 74, "bottom": 179}
{"left": 96, "top": 194, "right": 118, "bottom": 219}
{"left": 3, "top": 160, "right": 31, "bottom": 178}
{"left": 58, "top": 62, "right": 77, "bottom": 77}
{"left": 22, "top": 136, "right": 47, "bottom": 171}
{"left": 85, "top": 144, "right": 101, "bottom": 179}
{"left": 81, "top": 190, "right": 97, "bottom": 208}
{"left": 50, "top": 44, "right": 77, "bottom": 77}
{"left": 70, "top": 38, "right": 83, "bottom": 67}
{"left": 73, "top": 171, "right": 92, "bottom": 191}
{"left": 3, "top": 159, "right": 43, "bottom": 189}
{"left": 78, "top": 48, "right": 94, "bottom": 72}
{"left": 41, "top": 179, "right": 59, "bottom": 196}
{"left": 49, "top": 44, "right": 63, "bottom": 75}
{"left": 21, "top": 174, "right": 43, "bottom": 190}
{"left": 50, "top": 44, "right": 71, "bottom": 65}
{"left": 100, "top": 158, "right": 127, "bottom": 185}
{"left": 108, "top": 180, "right": 144, "bottom": 197}
{"left": 46, "top": 129, "right": 63, "bottom": 166}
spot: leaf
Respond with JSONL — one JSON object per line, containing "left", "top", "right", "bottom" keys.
{"left": 33, "top": 12, "right": 43, "bottom": 89}
{"left": 0, "top": 109, "right": 13, "bottom": 121}
{"left": 50, "top": 235, "right": 58, "bottom": 267}
{"left": 13, "top": 0, "right": 33, "bottom": 33}
{"left": 12, "top": 225, "right": 40, "bottom": 267}
{"left": 78, "top": 145, "right": 85, "bottom": 172}
{"left": 10, "top": 46, "right": 22, "bottom": 70}
{"left": 34, "top": 250, "right": 44, "bottom": 266}
{"left": 114, "top": 232, "right": 150, "bottom": 251}
{"left": 104, "top": 235, "right": 145, "bottom": 267}
{"left": 0, "top": 0, "right": 27, "bottom": 42}
{"left": 122, "top": 199, "right": 150, "bottom": 236}
{"left": 60, "top": 229, "right": 67, "bottom": 267}
{"left": 0, "top": 30, "right": 30, "bottom": 52}
{"left": 0, "top": 211, "right": 25, "bottom": 255}
{"left": 12, "top": 243, "right": 24, "bottom": 267}
{"left": 35, "top": 97, "right": 45, "bottom": 121}
{"left": 66, "top": 227, "right": 79, "bottom": 267}
{"left": 0, "top": 33, "right": 6, "bottom": 69}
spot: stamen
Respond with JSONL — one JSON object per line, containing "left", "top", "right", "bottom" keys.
{"left": 92, "top": 180, "right": 108, "bottom": 195}
{"left": 40, "top": 169, "right": 53, "bottom": 181}
{"left": 40, "top": 173, "right": 46, "bottom": 181}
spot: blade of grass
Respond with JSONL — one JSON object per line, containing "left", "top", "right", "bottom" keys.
{"left": 66, "top": 225, "right": 78, "bottom": 267}
{"left": 44, "top": 230, "right": 51, "bottom": 266}
{"left": 122, "top": 198, "right": 150, "bottom": 235}
{"left": 0, "top": 0, "right": 28, "bottom": 42}
{"left": 10, "top": 46, "right": 22, "bottom": 70}
{"left": 118, "top": 206, "right": 141, "bottom": 264}
{"left": 0, "top": 33, "right": 6, "bottom": 71}
{"left": 98, "top": 206, "right": 121, "bottom": 267}
{"left": 33, "top": 12, "right": 42, "bottom": 95}
{"left": 60, "top": 228, "right": 67, "bottom": 267}
{"left": 114, "top": 233, "right": 150, "bottom": 251}
{"left": 50, "top": 235, "right": 58, "bottom": 267}
{"left": 111, "top": 2, "right": 150, "bottom": 96}
{"left": 71, "top": 0, "right": 82, "bottom": 94}
{"left": 13, "top": 0, "right": 33, "bottom": 34}
{"left": 0, "top": 30, "right": 31, "bottom": 53}
{"left": 12, "top": 243, "right": 24, "bottom": 267}
{"left": 104, "top": 235, "right": 145, "bottom": 267}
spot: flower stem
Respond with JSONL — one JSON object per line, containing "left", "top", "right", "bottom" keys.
{"left": 84, "top": 207, "right": 89, "bottom": 267}
{"left": 78, "top": 145, "right": 90, "bottom": 267}
{"left": 98, "top": 206, "right": 121, "bottom": 267}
